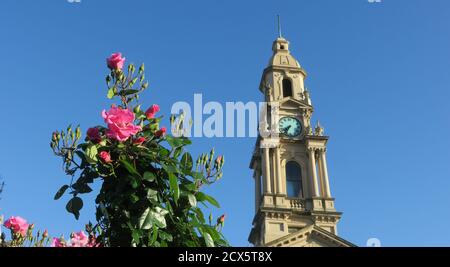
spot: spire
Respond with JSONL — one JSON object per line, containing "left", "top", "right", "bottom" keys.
{"left": 277, "top": 15, "right": 282, "bottom": 38}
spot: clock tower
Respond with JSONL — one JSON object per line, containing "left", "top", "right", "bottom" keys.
{"left": 248, "top": 35, "right": 354, "bottom": 247}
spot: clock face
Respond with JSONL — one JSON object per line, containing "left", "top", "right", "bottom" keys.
{"left": 279, "top": 117, "right": 302, "bottom": 137}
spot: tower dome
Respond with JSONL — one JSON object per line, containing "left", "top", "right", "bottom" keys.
{"left": 267, "top": 37, "right": 302, "bottom": 69}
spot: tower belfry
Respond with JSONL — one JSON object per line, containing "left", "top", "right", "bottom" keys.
{"left": 248, "top": 29, "right": 354, "bottom": 247}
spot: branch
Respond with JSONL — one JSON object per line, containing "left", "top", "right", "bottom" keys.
{"left": 0, "top": 180, "right": 4, "bottom": 200}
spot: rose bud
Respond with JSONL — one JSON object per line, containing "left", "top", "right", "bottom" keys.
{"left": 218, "top": 214, "right": 226, "bottom": 224}
{"left": 133, "top": 137, "right": 146, "bottom": 145}
{"left": 145, "top": 104, "right": 160, "bottom": 119}
{"left": 155, "top": 127, "right": 167, "bottom": 138}
{"left": 86, "top": 127, "right": 102, "bottom": 144}
{"left": 106, "top": 53, "right": 126, "bottom": 70}
{"left": 99, "top": 151, "right": 112, "bottom": 163}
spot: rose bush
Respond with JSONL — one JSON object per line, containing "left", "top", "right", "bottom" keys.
{"left": 50, "top": 53, "right": 227, "bottom": 247}
{"left": 1, "top": 215, "right": 99, "bottom": 247}
{"left": 1, "top": 215, "right": 49, "bottom": 247}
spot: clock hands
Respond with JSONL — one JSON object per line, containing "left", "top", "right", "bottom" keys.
{"left": 282, "top": 125, "right": 291, "bottom": 134}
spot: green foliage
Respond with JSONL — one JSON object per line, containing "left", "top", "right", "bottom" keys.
{"left": 50, "top": 59, "right": 228, "bottom": 247}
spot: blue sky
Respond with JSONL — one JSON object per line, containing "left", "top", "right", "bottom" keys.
{"left": 1, "top": 0, "right": 450, "bottom": 246}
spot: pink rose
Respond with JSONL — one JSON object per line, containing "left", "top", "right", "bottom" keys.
{"left": 106, "top": 53, "right": 126, "bottom": 70}
{"left": 86, "top": 127, "right": 102, "bottom": 143}
{"left": 133, "top": 137, "right": 146, "bottom": 145}
{"left": 102, "top": 106, "right": 142, "bottom": 141}
{"left": 145, "top": 104, "right": 160, "bottom": 119}
{"left": 155, "top": 127, "right": 167, "bottom": 138}
{"left": 51, "top": 237, "right": 66, "bottom": 247}
{"left": 70, "top": 231, "right": 89, "bottom": 247}
{"left": 99, "top": 151, "right": 112, "bottom": 163}
{"left": 4, "top": 216, "right": 29, "bottom": 237}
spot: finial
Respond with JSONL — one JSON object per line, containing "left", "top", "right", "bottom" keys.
{"left": 277, "top": 15, "right": 282, "bottom": 38}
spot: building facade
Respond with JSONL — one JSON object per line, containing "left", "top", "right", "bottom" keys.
{"left": 248, "top": 36, "right": 354, "bottom": 247}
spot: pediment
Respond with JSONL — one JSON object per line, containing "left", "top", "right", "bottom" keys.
{"left": 265, "top": 225, "right": 355, "bottom": 247}
{"left": 277, "top": 98, "right": 312, "bottom": 111}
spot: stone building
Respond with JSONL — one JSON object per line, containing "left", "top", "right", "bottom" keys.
{"left": 248, "top": 35, "right": 355, "bottom": 247}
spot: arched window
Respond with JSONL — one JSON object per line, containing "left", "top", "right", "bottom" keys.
{"left": 282, "top": 79, "right": 293, "bottom": 98}
{"left": 286, "top": 161, "right": 302, "bottom": 198}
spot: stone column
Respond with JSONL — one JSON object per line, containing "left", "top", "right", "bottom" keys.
{"left": 271, "top": 151, "right": 277, "bottom": 193}
{"left": 317, "top": 153, "right": 325, "bottom": 197}
{"left": 309, "top": 148, "right": 320, "bottom": 197}
{"left": 254, "top": 169, "right": 261, "bottom": 212}
{"left": 320, "top": 150, "right": 332, "bottom": 198}
{"left": 275, "top": 147, "right": 283, "bottom": 195}
{"left": 262, "top": 148, "right": 272, "bottom": 194}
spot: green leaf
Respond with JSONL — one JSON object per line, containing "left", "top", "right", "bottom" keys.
{"left": 130, "top": 177, "right": 139, "bottom": 189}
{"left": 180, "top": 137, "right": 192, "bottom": 145}
{"left": 152, "top": 207, "right": 169, "bottom": 228}
{"left": 181, "top": 152, "right": 193, "bottom": 172}
{"left": 72, "top": 182, "right": 93, "bottom": 194}
{"left": 107, "top": 88, "right": 115, "bottom": 99}
{"left": 194, "top": 207, "right": 206, "bottom": 224}
{"left": 188, "top": 194, "right": 197, "bottom": 207}
{"left": 130, "top": 194, "right": 139, "bottom": 203}
{"left": 132, "top": 230, "right": 141, "bottom": 245}
{"left": 139, "top": 207, "right": 169, "bottom": 230}
{"left": 54, "top": 185, "right": 69, "bottom": 200}
{"left": 150, "top": 226, "right": 158, "bottom": 245}
{"left": 120, "top": 89, "right": 139, "bottom": 96}
{"left": 159, "top": 147, "right": 170, "bottom": 157}
{"left": 139, "top": 208, "right": 152, "bottom": 230}
{"left": 165, "top": 135, "right": 183, "bottom": 149}
{"left": 159, "top": 231, "right": 173, "bottom": 242}
{"left": 174, "top": 147, "right": 183, "bottom": 158}
{"left": 191, "top": 171, "right": 203, "bottom": 181}
{"left": 168, "top": 172, "right": 179, "bottom": 204}
{"left": 143, "top": 172, "right": 156, "bottom": 182}
{"left": 120, "top": 159, "right": 141, "bottom": 178}
{"left": 204, "top": 226, "right": 221, "bottom": 241}
{"left": 85, "top": 145, "right": 98, "bottom": 164}
{"left": 66, "top": 197, "right": 83, "bottom": 220}
{"left": 146, "top": 189, "right": 158, "bottom": 202}
{"left": 204, "top": 232, "right": 214, "bottom": 247}
{"left": 196, "top": 192, "right": 220, "bottom": 208}
{"left": 163, "top": 164, "right": 179, "bottom": 174}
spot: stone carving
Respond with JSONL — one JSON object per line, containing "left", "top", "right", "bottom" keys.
{"left": 314, "top": 121, "right": 324, "bottom": 136}
{"left": 304, "top": 89, "right": 312, "bottom": 105}
{"left": 305, "top": 125, "right": 313, "bottom": 135}
{"left": 302, "top": 109, "right": 312, "bottom": 121}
